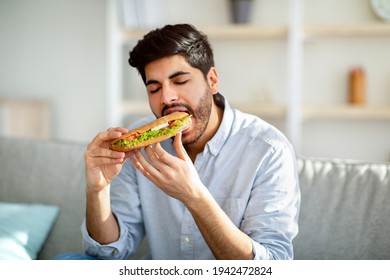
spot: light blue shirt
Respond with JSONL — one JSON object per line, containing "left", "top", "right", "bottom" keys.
{"left": 81, "top": 96, "right": 300, "bottom": 260}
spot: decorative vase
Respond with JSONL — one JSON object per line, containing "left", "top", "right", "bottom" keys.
{"left": 230, "top": 0, "right": 253, "bottom": 24}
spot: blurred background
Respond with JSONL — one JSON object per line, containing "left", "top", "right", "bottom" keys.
{"left": 0, "top": 0, "right": 389, "bottom": 162}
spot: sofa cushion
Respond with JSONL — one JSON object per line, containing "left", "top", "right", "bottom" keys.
{"left": 294, "top": 157, "right": 390, "bottom": 259}
{"left": 0, "top": 137, "right": 87, "bottom": 259}
{"left": 0, "top": 202, "right": 59, "bottom": 260}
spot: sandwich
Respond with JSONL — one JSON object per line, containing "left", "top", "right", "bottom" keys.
{"left": 109, "top": 112, "right": 192, "bottom": 152}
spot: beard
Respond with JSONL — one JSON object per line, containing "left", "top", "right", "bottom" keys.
{"left": 161, "top": 87, "right": 213, "bottom": 147}
{"left": 183, "top": 87, "right": 213, "bottom": 146}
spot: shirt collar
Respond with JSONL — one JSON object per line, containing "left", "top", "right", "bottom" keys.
{"left": 206, "top": 93, "right": 234, "bottom": 156}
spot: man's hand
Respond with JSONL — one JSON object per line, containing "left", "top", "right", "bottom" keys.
{"left": 130, "top": 132, "right": 206, "bottom": 203}
{"left": 85, "top": 127, "right": 134, "bottom": 192}
{"left": 130, "top": 132, "right": 254, "bottom": 259}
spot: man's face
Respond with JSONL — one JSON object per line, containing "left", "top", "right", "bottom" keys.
{"left": 144, "top": 55, "right": 213, "bottom": 146}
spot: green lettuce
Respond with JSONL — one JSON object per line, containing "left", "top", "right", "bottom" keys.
{"left": 115, "top": 117, "right": 188, "bottom": 148}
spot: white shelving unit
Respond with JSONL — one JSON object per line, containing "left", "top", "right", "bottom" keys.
{"left": 107, "top": 0, "right": 390, "bottom": 157}
{"left": 107, "top": 0, "right": 300, "bottom": 146}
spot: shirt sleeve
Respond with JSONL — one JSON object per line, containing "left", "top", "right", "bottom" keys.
{"left": 243, "top": 142, "right": 301, "bottom": 260}
{"left": 81, "top": 214, "right": 135, "bottom": 259}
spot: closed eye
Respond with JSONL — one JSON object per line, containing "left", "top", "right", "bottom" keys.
{"left": 149, "top": 87, "right": 161, "bottom": 94}
{"left": 175, "top": 80, "right": 189, "bottom": 85}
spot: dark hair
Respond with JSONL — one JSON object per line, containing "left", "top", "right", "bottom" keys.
{"left": 129, "top": 24, "right": 215, "bottom": 84}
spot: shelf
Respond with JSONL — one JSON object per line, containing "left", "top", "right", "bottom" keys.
{"left": 120, "top": 25, "right": 288, "bottom": 43}
{"left": 304, "top": 23, "right": 390, "bottom": 38}
{"left": 203, "top": 25, "right": 287, "bottom": 39}
{"left": 302, "top": 105, "right": 390, "bottom": 120}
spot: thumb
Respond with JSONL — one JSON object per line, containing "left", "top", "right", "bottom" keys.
{"left": 174, "top": 132, "right": 190, "bottom": 161}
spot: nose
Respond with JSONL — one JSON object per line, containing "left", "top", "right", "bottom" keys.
{"left": 160, "top": 85, "right": 178, "bottom": 105}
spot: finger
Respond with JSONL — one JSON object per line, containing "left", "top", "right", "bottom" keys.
{"left": 89, "top": 156, "right": 126, "bottom": 167}
{"left": 85, "top": 150, "right": 125, "bottom": 169}
{"left": 124, "top": 150, "right": 136, "bottom": 160}
{"left": 133, "top": 149, "right": 161, "bottom": 178}
{"left": 173, "top": 132, "right": 190, "bottom": 161}
{"left": 107, "top": 127, "right": 129, "bottom": 134}
{"left": 88, "top": 147, "right": 125, "bottom": 159}
{"left": 153, "top": 142, "right": 178, "bottom": 168}
{"left": 89, "top": 127, "right": 130, "bottom": 152}
{"left": 99, "top": 127, "right": 129, "bottom": 143}
{"left": 89, "top": 130, "right": 122, "bottom": 149}
{"left": 130, "top": 151, "right": 158, "bottom": 182}
{"left": 85, "top": 147, "right": 125, "bottom": 168}
{"left": 144, "top": 145, "right": 161, "bottom": 167}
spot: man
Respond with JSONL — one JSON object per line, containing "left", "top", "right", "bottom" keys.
{"left": 82, "top": 24, "right": 300, "bottom": 260}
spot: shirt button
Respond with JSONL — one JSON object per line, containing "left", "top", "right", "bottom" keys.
{"left": 183, "top": 237, "right": 190, "bottom": 244}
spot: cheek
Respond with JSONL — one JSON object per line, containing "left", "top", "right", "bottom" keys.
{"left": 148, "top": 95, "right": 162, "bottom": 116}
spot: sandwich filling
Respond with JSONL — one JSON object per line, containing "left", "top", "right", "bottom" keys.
{"left": 114, "top": 115, "right": 191, "bottom": 148}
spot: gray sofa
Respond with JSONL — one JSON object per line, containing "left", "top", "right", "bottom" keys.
{"left": 293, "top": 157, "right": 390, "bottom": 259}
{"left": 1, "top": 137, "right": 389, "bottom": 259}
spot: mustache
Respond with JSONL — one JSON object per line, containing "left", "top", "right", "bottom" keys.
{"left": 162, "top": 103, "right": 194, "bottom": 116}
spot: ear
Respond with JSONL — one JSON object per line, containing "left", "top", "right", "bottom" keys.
{"left": 207, "top": 67, "right": 219, "bottom": 94}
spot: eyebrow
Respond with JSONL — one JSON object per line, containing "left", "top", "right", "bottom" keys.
{"left": 145, "top": 71, "right": 191, "bottom": 86}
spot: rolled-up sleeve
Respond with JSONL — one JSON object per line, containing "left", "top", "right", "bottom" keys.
{"left": 243, "top": 144, "right": 300, "bottom": 260}
{"left": 81, "top": 214, "right": 134, "bottom": 259}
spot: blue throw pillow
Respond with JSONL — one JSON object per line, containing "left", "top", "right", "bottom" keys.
{"left": 0, "top": 202, "right": 60, "bottom": 260}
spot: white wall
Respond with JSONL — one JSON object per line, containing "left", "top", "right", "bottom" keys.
{"left": 0, "top": 0, "right": 107, "bottom": 142}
